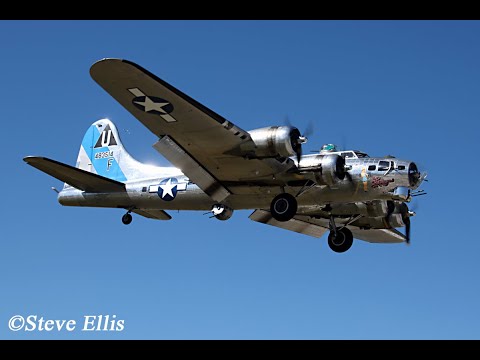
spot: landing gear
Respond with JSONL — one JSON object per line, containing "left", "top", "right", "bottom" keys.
{"left": 122, "top": 212, "right": 132, "bottom": 225}
{"left": 328, "top": 227, "right": 353, "bottom": 253}
{"left": 327, "top": 215, "right": 353, "bottom": 253}
{"left": 270, "top": 193, "right": 297, "bottom": 222}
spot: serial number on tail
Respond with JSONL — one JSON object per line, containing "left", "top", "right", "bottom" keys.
{"left": 94, "top": 151, "right": 114, "bottom": 159}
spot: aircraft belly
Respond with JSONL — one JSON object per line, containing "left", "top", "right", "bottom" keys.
{"left": 59, "top": 188, "right": 215, "bottom": 210}
{"left": 60, "top": 187, "right": 275, "bottom": 211}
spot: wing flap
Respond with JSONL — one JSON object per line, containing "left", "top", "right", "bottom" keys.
{"left": 132, "top": 209, "right": 172, "bottom": 221}
{"left": 249, "top": 210, "right": 329, "bottom": 238}
{"left": 153, "top": 136, "right": 230, "bottom": 202}
{"left": 23, "top": 156, "right": 126, "bottom": 193}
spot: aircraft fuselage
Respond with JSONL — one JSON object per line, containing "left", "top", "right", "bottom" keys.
{"left": 58, "top": 154, "right": 418, "bottom": 214}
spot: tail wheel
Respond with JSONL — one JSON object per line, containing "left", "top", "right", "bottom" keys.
{"left": 122, "top": 213, "right": 132, "bottom": 225}
{"left": 328, "top": 227, "right": 353, "bottom": 253}
{"left": 270, "top": 193, "right": 297, "bottom": 222}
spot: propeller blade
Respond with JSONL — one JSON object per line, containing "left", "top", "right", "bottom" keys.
{"left": 296, "top": 145, "right": 302, "bottom": 165}
{"left": 405, "top": 217, "right": 411, "bottom": 244}
{"left": 398, "top": 202, "right": 412, "bottom": 244}
{"left": 304, "top": 121, "right": 314, "bottom": 138}
{"left": 341, "top": 134, "right": 347, "bottom": 151}
{"left": 385, "top": 200, "right": 395, "bottom": 227}
{"left": 283, "top": 116, "right": 313, "bottom": 165}
{"left": 409, "top": 200, "right": 419, "bottom": 212}
{"left": 345, "top": 171, "right": 353, "bottom": 182}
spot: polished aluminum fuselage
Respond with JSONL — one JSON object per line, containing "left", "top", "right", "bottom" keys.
{"left": 58, "top": 152, "right": 417, "bottom": 216}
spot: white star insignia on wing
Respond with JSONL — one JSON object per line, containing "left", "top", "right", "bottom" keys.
{"left": 134, "top": 96, "right": 170, "bottom": 113}
{"left": 159, "top": 179, "right": 176, "bottom": 198}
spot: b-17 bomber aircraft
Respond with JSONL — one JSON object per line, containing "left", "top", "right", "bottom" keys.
{"left": 24, "top": 58, "right": 427, "bottom": 253}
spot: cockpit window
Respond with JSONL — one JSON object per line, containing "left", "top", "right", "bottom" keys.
{"left": 354, "top": 151, "right": 369, "bottom": 158}
{"left": 378, "top": 161, "right": 390, "bottom": 171}
{"left": 341, "top": 152, "right": 355, "bottom": 158}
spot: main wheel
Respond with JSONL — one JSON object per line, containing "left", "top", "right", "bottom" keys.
{"left": 270, "top": 193, "right": 297, "bottom": 222}
{"left": 122, "top": 213, "right": 132, "bottom": 225}
{"left": 328, "top": 227, "right": 353, "bottom": 253}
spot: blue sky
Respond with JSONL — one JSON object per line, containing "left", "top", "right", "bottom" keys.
{"left": 1, "top": 20, "right": 479, "bottom": 339}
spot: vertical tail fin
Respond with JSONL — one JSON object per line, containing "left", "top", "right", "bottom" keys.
{"left": 76, "top": 118, "right": 150, "bottom": 182}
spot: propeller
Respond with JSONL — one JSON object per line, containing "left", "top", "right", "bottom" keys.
{"left": 409, "top": 199, "right": 420, "bottom": 212}
{"left": 294, "top": 124, "right": 312, "bottom": 164}
{"left": 385, "top": 201, "right": 413, "bottom": 244}
{"left": 398, "top": 202, "right": 414, "bottom": 244}
{"left": 284, "top": 116, "right": 314, "bottom": 164}
{"left": 343, "top": 159, "right": 353, "bottom": 183}
{"left": 404, "top": 216, "right": 411, "bottom": 244}
{"left": 340, "top": 134, "right": 347, "bottom": 152}
{"left": 385, "top": 200, "right": 396, "bottom": 225}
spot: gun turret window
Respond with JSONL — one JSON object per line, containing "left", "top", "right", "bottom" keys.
{"left": 378, "top": 161, "right": 390, "bottom": 171}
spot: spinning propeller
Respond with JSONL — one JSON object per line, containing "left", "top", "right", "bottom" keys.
{"left": 386, "top": 201, "right": 415, "bottom": 244}
{"left": 399, "top": 202, "right": 414, "bottom": 244}
{"left": 285, "top": 116, "right": 314, "bottom": 164}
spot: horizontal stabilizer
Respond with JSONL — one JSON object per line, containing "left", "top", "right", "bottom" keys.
{"left": 23, "top": 156, "right": 126, "bottom": 193}
{"left": 132, "top": 209, "right": 172, "bottom": 220}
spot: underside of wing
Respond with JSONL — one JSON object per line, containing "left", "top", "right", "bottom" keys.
{"left": 249, "top": 210, "right": 329, "bottom": 238}
{"left": 250, "top": 209, "right": 406, "bottom": 243}
{"left": 23, "top": 156, "right": 126, "bottom": 193}
{"left": 132, "top": 209, "right": 172, "bottom": 221}
{"left": 90, "top": 59, "right": 295, "bottom": 200}
{"left": 346, "top": 227, "right": 406, "bottom": 243}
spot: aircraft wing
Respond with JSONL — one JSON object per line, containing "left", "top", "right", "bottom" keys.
{"left": 249, "top": 210, "right": 406, "bottom": 243}
{"left": 23, "top": 156, "right": 126, "bottom": 193}
{"left": 90, "top": 59, "right": 294, "bottom": 202}
{"left": 249, "top": 210, "right": 329, "bottom": 238}
{"left": 346, "top": 227, "right": 405, "bottom": 243}
{"left": 132, "top": 209, "right": 172, "bottom": 221}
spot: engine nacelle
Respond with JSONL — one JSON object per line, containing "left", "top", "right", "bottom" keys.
{"left": 366, "top": 200, "right": 390, "bottom": 217}
{"left": 356, "top": 213, "right": 406, "bottom": 229}
{"left": 211, "top": 204, "right": 234, "bottom": 221}
{"left": 298, "top": 154, "right": 346, "bottom": 186}
{"left": 384, "top": 213, "right": 406, "bottom": 228}
{"left": 247, "top": 126, "right": 302, "bottom": 158}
